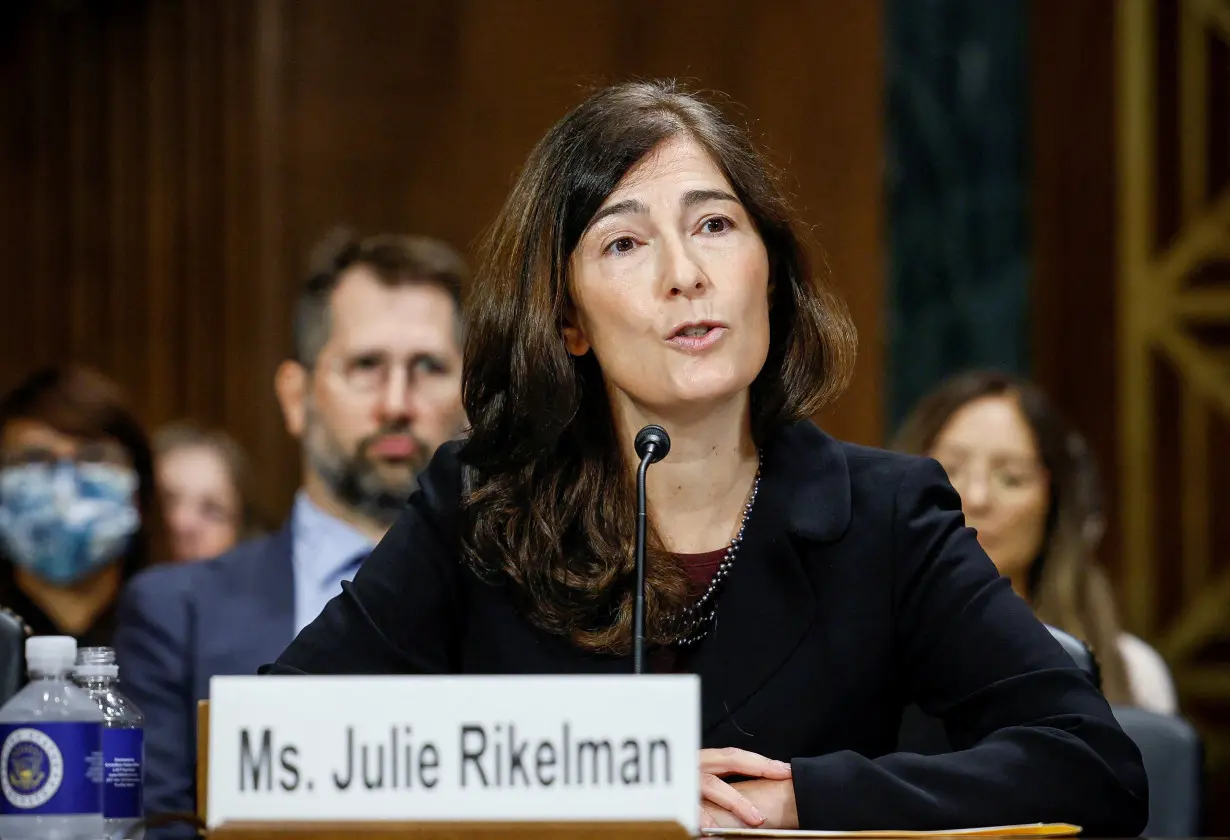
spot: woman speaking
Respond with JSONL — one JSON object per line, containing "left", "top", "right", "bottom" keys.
{"left": 270, "top": 81, "right": 1147, "bottom": 834}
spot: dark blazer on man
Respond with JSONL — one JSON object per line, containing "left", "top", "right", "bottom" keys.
{"left": 269, "top": 420, "right": 1149, "bottom": 836}
{"left": 114, "top": 528, "right": 296, "bottom": 829}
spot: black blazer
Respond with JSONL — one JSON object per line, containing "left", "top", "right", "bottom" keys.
{"left": 269, "top": 421, "right": 1148, "bottom": 835}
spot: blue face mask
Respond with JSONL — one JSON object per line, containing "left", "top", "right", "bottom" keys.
{"left": 0, "top": 462, "right": 140, "bottom": 585}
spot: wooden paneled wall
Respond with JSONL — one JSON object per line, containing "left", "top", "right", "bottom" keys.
{"left": 0, "top": 0, "right": 885, "bottom": 522}
{"left": 1030, "top": 1, "right": 1122, "bottom": 567}
{"left": 0, "top": 0, "right": 291, "bottom": 517}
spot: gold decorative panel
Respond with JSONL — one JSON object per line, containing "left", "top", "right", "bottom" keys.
{"left": 1118, "top": 0, "right": 1230, "bottom": 762}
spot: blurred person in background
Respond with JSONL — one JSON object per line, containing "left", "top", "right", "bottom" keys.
{"left": 153, "top": 420, "right": 264, "bottom": 562}
{"left": 0, "top": 365, "right": 165, "bottom": 645}
{"left": 894, "top": 370, "right": 1177, "bottom": 714}
{"left": 114, "top": 230, "right": 469, "bottom": 830}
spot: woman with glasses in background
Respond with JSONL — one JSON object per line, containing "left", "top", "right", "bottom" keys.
{"left": 0, "top": 365, "right": 165, "bottom": 645}
{"left": 894, "top": 369, "right": 1176, "bottom": 714}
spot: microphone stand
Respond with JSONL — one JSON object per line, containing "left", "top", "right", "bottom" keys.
{"left": 634, "top": 450, "right": 652, "bottom": 675}
{"left": 632, "top": 425, "right": 671, "bottom": 675}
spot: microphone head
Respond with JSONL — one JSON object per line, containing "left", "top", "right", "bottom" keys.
{"left": 634, "top": 425, "right": 671, "bottom": 464}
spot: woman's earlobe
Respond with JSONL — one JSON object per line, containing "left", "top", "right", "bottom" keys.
{"left": 562, "top": 325, "right": 590, "bottom": 357}
{"left": 561, "top": 305, "right": 591, "bottom": 356}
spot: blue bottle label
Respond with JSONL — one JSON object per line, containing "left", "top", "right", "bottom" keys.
{"left": 0, "top": 722, "right": 102, "bottom": 815}
{"left": 102, "top": 728, "right": 143, "bottom": 819}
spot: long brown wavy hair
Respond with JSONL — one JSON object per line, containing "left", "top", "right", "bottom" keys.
{"left": 459, "top": 81, "right": 857, "bottom": 654}
{"left": 892, "top": 370, "right": 1134, "bottom": 705}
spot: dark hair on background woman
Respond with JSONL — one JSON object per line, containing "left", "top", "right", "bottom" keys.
{"left": 892, "top": 370, "right": 1132, "bottom": 704}
{"left": 459, "top": 80, "right": 857, "bottom": 654}
{"left": 0, "top": 365, "right": 166, "bottom": 579}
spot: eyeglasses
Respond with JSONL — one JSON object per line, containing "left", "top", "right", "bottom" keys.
{"left": 322, "top": 352, "right": 458, "bottom": 397}
{"left": 2, "top": 443, "right": 131, "bottom": 470}
{"left": 161, "top": 489, "right": 240, "bottom": 527}
{"left": 942, "top": 463, "right": 1047, "bottom": 497}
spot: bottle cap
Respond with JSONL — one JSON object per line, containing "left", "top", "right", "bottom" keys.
{"left": 74, "top": 646, "right": 119, "bottom": 678}
{"left": 26, "top": 635, "right": 77, "bottom": 673}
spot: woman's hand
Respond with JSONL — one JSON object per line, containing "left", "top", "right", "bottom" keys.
{"left": 732, "top": 778, "right": 800, "bottom": 830}
{"left": 699, "top": 747, "right": 793, "bottom": 829}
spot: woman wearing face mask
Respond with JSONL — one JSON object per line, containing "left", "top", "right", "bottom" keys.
{"left": 269, "top": 82, "right": 1146, "bottom": 834}
{"left": 0, "top": 366, "right": 164, "bottom": 645}
{"left": 894, "top": 369, "right": 1177, "bottom": 715}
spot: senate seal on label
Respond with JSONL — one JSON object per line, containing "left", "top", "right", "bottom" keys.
{"left": 1, "top": 728, "right": 64, "bottom": 808}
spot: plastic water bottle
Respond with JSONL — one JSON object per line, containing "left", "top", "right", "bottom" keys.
{"left": 74, "top": 647, "right": 144, "bottom": 840}
{"left": 0, "top": 635, "right": 104, "bottom": 840}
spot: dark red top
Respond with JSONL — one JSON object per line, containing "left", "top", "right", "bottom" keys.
{"left": 650, "top": 547, "right": 727, "bottom": 673}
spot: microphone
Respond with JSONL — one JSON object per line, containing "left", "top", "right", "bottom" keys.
{"left": 633, "top": 425, "right": 671, "bottom": 674}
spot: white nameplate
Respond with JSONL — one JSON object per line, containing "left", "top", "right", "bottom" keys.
{"left": 207, "top": 674, "right": 699, "bottom": 832}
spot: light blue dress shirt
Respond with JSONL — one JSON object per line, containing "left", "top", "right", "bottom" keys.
{"left": 290, "top": 491, "right": 375, "bottom": 634}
